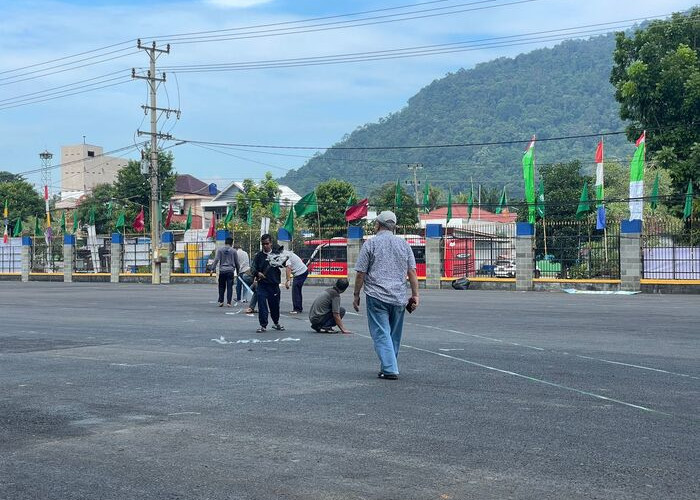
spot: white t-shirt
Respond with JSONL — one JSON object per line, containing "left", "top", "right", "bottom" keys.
{"left": 284, "top": 251, "right": 308, "bottom": 276}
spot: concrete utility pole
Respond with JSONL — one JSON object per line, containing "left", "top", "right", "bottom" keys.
{"left": 407, "top": 163, "right": 423, "bottom": 205}
{"left": 132, "top": 40, "right": 179, "bottom": 284}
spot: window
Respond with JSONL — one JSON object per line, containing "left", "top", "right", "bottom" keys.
{"left": 87, "top": 150, "right": 95, "bottom": 157}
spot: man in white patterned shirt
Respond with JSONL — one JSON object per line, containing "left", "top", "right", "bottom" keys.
{"left": 353, "top": 210, "right": 420, "bottom": 380}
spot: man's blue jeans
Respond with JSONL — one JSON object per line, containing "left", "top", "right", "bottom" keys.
{"left": 365, "top": 295, "right": 405, "bottom": 375}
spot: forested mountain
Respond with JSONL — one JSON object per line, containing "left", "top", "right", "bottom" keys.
{"left": 280, "top": 33, "right": 631, "bottom": 198}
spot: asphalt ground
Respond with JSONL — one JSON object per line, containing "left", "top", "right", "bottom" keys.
{"left": 0, "top": 282, "right": 698, "bottom": 500}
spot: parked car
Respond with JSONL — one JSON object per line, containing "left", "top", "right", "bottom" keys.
{"left": 493, "top": 259, "right": 541, "bottom": 278}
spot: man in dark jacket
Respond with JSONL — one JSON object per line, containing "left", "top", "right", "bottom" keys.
{"left": 250, "top": 234, "right": 287, "bottom": 332}
{"left": 211, "top": 236, "right": 240, "bottom": 307}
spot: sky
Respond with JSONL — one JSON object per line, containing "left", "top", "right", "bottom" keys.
{"left": 1, "top": 0, "right": 698, "bottom": 194}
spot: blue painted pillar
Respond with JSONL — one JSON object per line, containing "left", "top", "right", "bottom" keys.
{"left": 347, "top": 226, "right": 364, "bottom": 283}
{"left": 111, "top": 233, "right": 123, "bottom": 283}
{"left": 425, "top": 224, "right": 443, "bottom": 289}
{"left": 620, "top": 220, "right": 642, "bottom": 292}
{"left": 21, "top": 236, "right": 32, "bottom": 282}
{"left": 515, "top": 222, "right": 535, "bottom": 291}
{"left": 63, "top": 234, "right": 75, "bottom": 282}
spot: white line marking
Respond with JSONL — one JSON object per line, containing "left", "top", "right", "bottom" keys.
{"left": 574, "top": 354, "right": 700, "bottom": 380}
{"left": 167, "top": 412, "right": 201, "bottom": 416}
{"left": 212, "top": 336, "right": 300, "bottom": 345}
{"left": 439, "top": 348, "right": 464, "bottom": 352}
{"left": 416, "top": 323, "right": 544, "bottom": 351}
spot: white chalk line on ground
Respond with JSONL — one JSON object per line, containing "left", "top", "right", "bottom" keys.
{"left": 411, "top": 322, "right": 699, "bottom": 381}
{"left": 352, "top": 331, "right": 669, "bottom": 415}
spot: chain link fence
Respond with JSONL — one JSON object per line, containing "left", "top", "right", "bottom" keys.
{"left": 642, "top": 217, "right": 700, "bottom": 279}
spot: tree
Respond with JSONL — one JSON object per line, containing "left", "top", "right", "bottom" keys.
{"left": 234, "top": 172, "right": 280, "bottom": 226}
{"left": 0, "top": 171, "right": 24, "bottom": 183}
{"left": 314, "top": 179, "right": 355, "bottom": 227}
{"left": 0, "top": 176, "right": 44, "bottom": 234}
{"left": 113, "top": 149, "right": 177, "bottom": 228}
{"left": 370, "top": 182, "right": 418, "bottom": 226}
{"left": 611, "top": 8, "right": 700, "bottom": 203}
{"left": 74, "top": 183, "right": 115, "bottom": 234}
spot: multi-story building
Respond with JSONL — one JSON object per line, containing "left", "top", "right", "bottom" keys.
{"left": 58, "top": 144, "right": 128, "bottom": 207}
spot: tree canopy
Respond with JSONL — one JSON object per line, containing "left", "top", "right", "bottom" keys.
{"left": 0, "top": 174, "right": 44, "bottom": 233}
{"left": 313, "top": 179, "right": 356, "bottom": 227}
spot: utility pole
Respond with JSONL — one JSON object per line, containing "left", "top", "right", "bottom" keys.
{"left": 132, "top": 40, "right": 178, "bottom": 284}
{"left": 407, "top": 163, "right": 423, "bottom": 205}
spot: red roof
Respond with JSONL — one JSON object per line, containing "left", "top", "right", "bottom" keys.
{"left": 420, "top": 205, "right": 516, "bottom": 223}
{"left": 169, "top": 214, "right": 203, "bottom": 229}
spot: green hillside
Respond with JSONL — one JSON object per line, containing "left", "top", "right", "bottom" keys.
{"left": 280, "top": 33, "right": 631, "bottom": 198}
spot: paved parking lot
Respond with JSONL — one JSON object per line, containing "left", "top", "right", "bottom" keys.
{"left": 1, "top": 282, "right": 698, "bottom": 500}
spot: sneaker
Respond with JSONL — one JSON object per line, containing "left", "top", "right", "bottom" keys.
{"left": 271, "top": 324, "right": 285, "bottom": 331}
{"left": 377, "top": 372, "right": 399, "bottom": 380}
{"left": 226, "top": 303, "right": 232, "bottom": 307}
{"left": 256, "top": 326, "right": 266, "bottom": 333}
{"left": 311, "top": 325, "right": 321, "bottom": 333}
{"left": 289, "top": 310, "right": 300, "bottom": 315}
{"left": 218, "top": 302, "right": 224, "bottom": 307}
{"left": 245, "top": 308, "right": 255, "bottom": 314}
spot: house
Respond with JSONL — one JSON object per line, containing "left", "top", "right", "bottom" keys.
{"left": 201, "top": 181, "right": 301, "bottom": 220}
{"left": 168, "top": 174, "right": 217, "bottom": 229}
{"left": 419, "top": 204, "right": 516, "bottom": 228}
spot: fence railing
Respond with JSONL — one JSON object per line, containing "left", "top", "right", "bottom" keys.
{"left": 31, "top": 238, "right": 64, "bottom": 273}
{"left": 642, "top": 217, "right": 700, "bottom": 279}
{"left": 74, "top": 235, "right": 111, "bottom": 273}
{"left": 0, "top": 239, "right": 21, "bottom": 273}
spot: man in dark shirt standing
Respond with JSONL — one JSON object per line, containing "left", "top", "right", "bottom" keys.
{"left": 211, "top": 236, "right": 240, "bottom": 307}
{"left": 250, "top": 234, "right": 286, "bottom": 333}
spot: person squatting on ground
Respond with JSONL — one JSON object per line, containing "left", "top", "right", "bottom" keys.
{"left": 250, "top": 235, "right": 288, "bottom": 333}
{"left": 284, "top": 248, "right": 309, "bottom": 314}
{"left": 308, "top": 278, "right": 352, "bottom": 334}
{"left": 211, "top": 236, "right": 240, "bottom": 307}
{"left": 234, "top": 244, "right": 251, "bottom": 303}
{"left": 353, "top": 211, "right": 419, "bottom": 380}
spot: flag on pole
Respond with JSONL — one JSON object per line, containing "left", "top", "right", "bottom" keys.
{"left": 106, "top": 201, "right": 113, "bottom": 218}
{"left": 60, "top": 211, "right": 66, "bottom": 233}
{"left": 345, "top": 198, "right": 369, "bottom": 222}
{"left": 165, "top": 202, "right": 174, "bottom": 228}
{"left": 294, "top": 191, "right": 318, "bottom": 217}
{"left": 576, "top": 182, "right": 591, "bottom": 220}
{"left": 88, "top": 206, "right": 96, "bottom": 226}
{"left": 283, "top": 208, "right": 294, "bottom": 234}
{"left": 271, "top": 199, "right": 281, "bottom": 220}
{"left": 207, "top": 212, "right": 217, "bottom": 239}
{"left": 536, "top": 180, "right": 545, "bottom": 219}
{"left": 650, "top": 172, "right": 660, "bottom": 213}
{"left": 184, "top": 206, "right": 192, "bottom": 231}
{"left": 34, "top": 217, "right": 44, "bottom": 237}
{"left": 246, "top": 205, "right": 253, "bottom": 227}
{"left": 446, "top": 190, "right": 452, "bottom": 223}
{"left": 115, "top": 212, "right": 125, "bottom": 231}
{"left": 222, "top": 205, "right": 233, "bottom": 226}
{"left": 3, "top": 199, "right": 8, "bottom": 244}
{"left": 595, "top": 139, "right": 606, "bottom": 229}
{"left": 422, "top": 181, "right": 430, "bottom": 213}
{"left": 394, "top": 179, "right": 403, "bottom": 210}
{"left": 495, "top": 186, "right": 507, "bottom": 214}
{"left": 72, "top": 212, "right": 79, "bottom": 234}
{"left": 12, "top": 218, "right": 23, "bottom": 237}
{"left": 683, "top": 180, "right": 693, "bottom": 220}
{"left": 522, "top": 136, "right": 536, "bottom": 223}
{"left": 629, "top": 131, "right": 645, "bottom": 220}
{"left": 132, "top": 207, "right": 145, "bottom": 232}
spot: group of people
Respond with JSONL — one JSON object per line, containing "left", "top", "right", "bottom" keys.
{"left": 210, "top": 210, "right": 420, "bottom": 381}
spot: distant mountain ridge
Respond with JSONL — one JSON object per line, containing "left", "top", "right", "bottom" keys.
{"left": 279, "top": 33, "right": 630, "bottom": 198}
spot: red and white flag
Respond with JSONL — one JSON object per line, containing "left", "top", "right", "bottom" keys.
{"left": 132, "top": 207, "right": 145, "bottom": 232}
{"left": 165, "top": 202, "right": 174, "bottom": 229}
{"left": 345, "top": 198, "right": 369, "bottom": 222}
{"left": 206, "top": 212, "right": 216, "bottom": 239}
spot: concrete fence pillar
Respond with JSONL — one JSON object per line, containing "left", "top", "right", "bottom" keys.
{"left": 425, "top": 224, "right": 443, "bottom": 289}
{"left": 63, "top": 234, "right": 75, "bottom": 283}
{"left": 347, "top": 226, "right": 364, "bottom": 284}
{"left": 21, "top": 236, "right": 31, "bottom": 282}
{"left": 161, "top": 231, "right": 174, "bottom": 284}
{"left": 111, "top": 233, "right": 123, "bottom": 283}
{"left": 515, "top": 222, "right": 535, "bottom": 291}
{"left": 620, "top": 220, "right": 642, "bottom": 292}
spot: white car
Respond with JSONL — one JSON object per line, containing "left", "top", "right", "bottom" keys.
{"left": 493, "top": 259, "right": 516, "bottom": 278}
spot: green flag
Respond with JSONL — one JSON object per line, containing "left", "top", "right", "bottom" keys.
{"left": 495, "top": 186, "right": 507, "bottom": 214}
{"left": 34, "top": 217, "right": 44, "bottom": 237}
{"left": 629, "top": 132, "right": 645, "bottom": 220}
{"left": 72, "top": 212, "right": 79, "bottom": 233}
{"left": 115, "top": 211, "right": 125, "bottom": 231}
{"left": 522, "top": 138, "right": 536, "bottom": 223}
{"left": 394, "top": 179, "right": 403, "bottom": 210}
{"left": 283, "top": 208, "right": 294, "bottom": 234}
{"left": 446, "top": 189, "right": 452, "bottom": 223}
{"left": 683, "top": 180, "right": 693, "bottom": 220}
{"left": 576, "top": 182, "right": 590, "bottom": 220}
{"left": 536, "top": 180, "right": 545, "bottom": 219}
{"left": 271, "top": 199, "right": 281, "bottom": 220}
{"left": 106, "top": 201, "right": 113, "bottom": 218}
{"left": 60, "top": 211, "right": 66, "bottom": 233}
{"left": 223, "top": 205, "right": 234, "bottom": 225}
{"left": 88, "top": 206, "right": 96, "bottom": 226}
{"left": 467, "top": 186, "right": 474, "bottom": 220}
{"left": 12, "top": 218, "right": 22, "bottom": 237}
{"left": 246, "top": 205, "right": 253, "bottom": 227}
{"left": 294, "top": 191, "right": 318, "bottom": 217}
{"left": 422, "top": 181, "right": 430, "bottom": 213}
{"left": 650, "top": 172, "right": 660, "bottom": 213}
{"left": 184, "top": 206, "right": 192, "bottom": 231}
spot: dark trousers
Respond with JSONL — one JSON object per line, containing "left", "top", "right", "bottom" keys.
{"left": 291, "top": 271, "right": 309, "bottom": 312}
{"left": 312, "top": 307, "right": 346, "bottom": 329}
{"left": 257, "top": 282, "right": 280, "bottom": 328}
{"left": 218, "top": 271, "right": 234, "bottom": 304}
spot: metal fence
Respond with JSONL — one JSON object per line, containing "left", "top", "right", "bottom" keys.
{"left": 443, "top": 222, "right": 516, "bottom": 278}
{"left": 0, "top": 239, "right": 22, "bottom": 273}
{"left": 31, "top": 238, "right": 64, "bottom": 273}
{"left": 534, "top": 219, "right": 620, "bottom": 279}
{"left": 172, "top": 230, "right": 215, "bottom": 274}
{"left": 74, "top": 235, "right": 112, "bottom": 273}
{"left": 642, "top": 217, "right": 700, "bottom": 279}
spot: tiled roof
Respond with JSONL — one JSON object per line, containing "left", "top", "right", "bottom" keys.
{"left": 175, "top": 174, "right": 212, "bottom": 196}
{"left": 420, "top": 205, "right": 517, "bottom": 223}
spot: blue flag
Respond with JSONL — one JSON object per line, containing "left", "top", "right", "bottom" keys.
{"left": 596, "top": 205, "right": 606, "bottom": 230}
